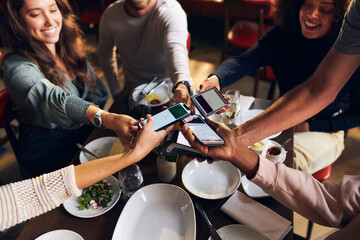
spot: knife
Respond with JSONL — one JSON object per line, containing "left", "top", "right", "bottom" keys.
{"left": 76, "top": 143, "right": 100, "bottom": 159}
{"left": 145, "top": 80, "right": 166, "bottom": 96}
{"left": 195, "top": 202, "right": 222, "bottom": 240}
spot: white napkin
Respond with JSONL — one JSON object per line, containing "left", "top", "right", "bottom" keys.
{"left": 240, "top": 95, "right": 255, "bottom": 112}
{"left": 221, "top": 191, "right": 292, "bottom": 240}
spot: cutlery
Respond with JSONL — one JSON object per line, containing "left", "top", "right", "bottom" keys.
{"left": 136, "top": 77, "right": 158, "bottom": 101}
{"left": 76, "top": 143, "right": 100, "bottom": 159}
{"left": 195, "top": 202, "right": 222, "bottom": 240}
{"left": 280, "top": 138, "right": 291, "bottom": 149}
{"left": 145, "top": 80, "right": 166, "bottom": 97}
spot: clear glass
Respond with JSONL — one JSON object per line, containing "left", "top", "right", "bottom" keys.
{"left": 118, "top": 164, "right": 144, "bottom": 198}
{"left": 221, "top": 89, "right": 242, "bottom": 129}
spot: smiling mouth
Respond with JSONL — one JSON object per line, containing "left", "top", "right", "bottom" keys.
{"left": 42, "top": 27, "right": 57, "bottom": 35}
{"left": 304, "top": 20, "right": 320, "bottom": 28}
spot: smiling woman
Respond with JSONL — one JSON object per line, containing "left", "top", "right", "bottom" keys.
{"left": 19, "top": 0, "right": 63, "bottom": 54}
{"left": 0, "top": 0, "right": 138, "bottom": 177}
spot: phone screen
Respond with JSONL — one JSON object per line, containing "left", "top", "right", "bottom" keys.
{"left": 176, "top": 130, "right": 192, "bottom": 147}
{"left": 183, "top": 115, "right": 225, "bottom": 146}
{"left": 191, "top": 88, "right": 227, "bottom": 117}
{"left": 139, "top": 102, "right": 191, "bottom": 131}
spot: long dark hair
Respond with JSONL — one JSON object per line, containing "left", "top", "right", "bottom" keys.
{"left": 273, "top": 0, "right": 350, "bottom": 39}
{"left": 1, "top": 0, "right": 96, "bottom": 88}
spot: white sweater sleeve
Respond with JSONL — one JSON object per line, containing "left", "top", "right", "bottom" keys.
{"left": 97, "top": 9, "right": 122, "bottom": 96}
{"left": 0, "top": 165, "right": 81, "bottom": 231}
{"left": 161, "top": 4, "right": 192, "bottom": 86}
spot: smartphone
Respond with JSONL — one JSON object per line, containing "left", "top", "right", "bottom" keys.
{"left": 138, "top": 102, "right": 192, "bottom": 131}
{"left": 161, "top": 130, "right": 215, "bottom": 160}
{"left": 191, "top": 87, "right": 228, "bottom": 117}
{"left": 182, "top": 115, "right": 225, "bottom": 146}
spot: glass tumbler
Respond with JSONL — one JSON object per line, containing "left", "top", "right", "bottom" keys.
{"left": 221, "top": 89, "right": 242, "bottom": 129}
{"left": 118, "top": 164, "right": 144, "bottom": 198}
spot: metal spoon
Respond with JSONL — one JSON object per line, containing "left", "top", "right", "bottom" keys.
{"left": 76, "top": 143, "right": 99, "bottom": 159}
{"left": 280, "top": 138, "right": 291, "bottom": 149}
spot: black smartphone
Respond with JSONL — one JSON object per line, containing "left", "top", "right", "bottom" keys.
{"left": 191, "top": 87, "right": 228, "bottom": 117}
{"left": 182, "top": 115, "right": 225, "bottom": 146}
{"left": 138, "top": 102, "right": 192, "bottom": 131}
{"left": 161, "top": 130, "right": 215, "bottom": 160}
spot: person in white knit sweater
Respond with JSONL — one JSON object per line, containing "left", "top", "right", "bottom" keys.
{"left": 97, "top": 0, "right": 193, "bottom": 109}
{"left": 0, "top": 117, "right": 171, "bottom": 232}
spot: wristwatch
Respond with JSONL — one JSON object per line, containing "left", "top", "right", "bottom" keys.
{"left": 93, "top": 110, "right": 107, "bottom": 128}
{"left": 172, "top": 80, "right": 191, "bottom": 93}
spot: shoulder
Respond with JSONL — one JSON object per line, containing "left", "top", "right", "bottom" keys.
{"left": 3, "top": 54, "right": 41, "bottom": 78}
{"left": 155, "top": 0, "right": 186, "bottom": 16}
{"left": 102, "top": 0, "right": 125, "bottom": 19}
{"left": 153, "top": 0, "right": 187, "bottom": 27}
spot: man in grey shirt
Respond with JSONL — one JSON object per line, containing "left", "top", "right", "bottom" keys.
{"left": 97, "top": 0, "right": 192, "bottom": 110}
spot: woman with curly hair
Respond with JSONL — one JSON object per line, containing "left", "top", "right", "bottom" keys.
{"left": 1, "top": 0, "right": 138, "bottom": 177}
{"left": 199, "top": 0, "right": 358, "bottom": 174}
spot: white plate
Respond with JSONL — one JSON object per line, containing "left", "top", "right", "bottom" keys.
{"left": 35, "top": 229, "right": 84, "bottom": 240}
{"left": 241, "top": 176, "right": 270, "bottom": 198}
{"left": 241, "top": 109, "right": 282, "bottom": 139}
{"left": 112, "top": 183, "right": 196, "bottom": 240}
{"left": 182, "top": 160, "right": 241, "bottom": 199}
{"left": 243, "top": 139, "right": 286, "bottom": 198}
{"left": 208, "top": 224, "right": 265, "bottom": 240}
{"left": 63, "top": 176, "right": 121, "bottom": 218}
{"left": 132, "top": 81, "right": 173, "bottom": 107}
{"left": 79, "top": 136, "right": 129, "bottom": 163}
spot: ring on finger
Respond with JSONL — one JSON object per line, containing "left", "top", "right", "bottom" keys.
{"left": 130, "top": 136, "right": 135, "bottom": 145}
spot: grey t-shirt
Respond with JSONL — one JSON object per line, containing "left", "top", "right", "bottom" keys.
{"left": 334, "top": 0, "right": 360, "bottom": 54}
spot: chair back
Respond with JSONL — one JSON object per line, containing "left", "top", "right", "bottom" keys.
{"left": 312, "top": 165, "right": 332, "bottom": 182}
{"left": 0, "top": 88, "right": 29, "bottom": 179}
{"left": 0, "top": 89, "right": 14, "bottom": 128}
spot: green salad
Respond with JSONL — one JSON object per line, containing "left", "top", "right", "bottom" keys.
{"left": 78, "top": 180, "right": 114, "bottom": 210}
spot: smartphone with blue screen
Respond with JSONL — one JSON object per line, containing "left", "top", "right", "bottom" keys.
{"left": 138, "top": 102, "right": 191, "bottom": 131}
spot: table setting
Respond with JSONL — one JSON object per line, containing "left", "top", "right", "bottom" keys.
{"left": 17, "top": 91, "right": 294, "bottom": 240}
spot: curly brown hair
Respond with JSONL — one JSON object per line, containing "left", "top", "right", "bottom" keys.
{"left": 1, "top": 0, "right": 96, "bottom": 88}
{"left": 273, "top": 0, "right": 350, "bottom": 38}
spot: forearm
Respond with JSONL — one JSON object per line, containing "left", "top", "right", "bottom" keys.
{"left": 0, "top": 166, "right": 81, "bottom": 231}
{"left": 74, "top": 148, "right": 142, "bottom": 189}
{"left": 253, "top": 157, "right": 346, "bottom": 227}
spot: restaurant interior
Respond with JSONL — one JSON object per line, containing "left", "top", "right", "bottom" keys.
{"left": 1, "top": 0, "right": 360, "bottom": 239}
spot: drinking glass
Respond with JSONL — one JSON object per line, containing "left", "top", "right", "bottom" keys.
{"left": 221, "top": 89, "right": 242, "bottom": 129}
{"left": 118, "top": 164, "right": 144, "bottom": 198}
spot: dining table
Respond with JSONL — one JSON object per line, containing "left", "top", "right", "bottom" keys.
{"left": 17, "top": 97, "right": 294, "bottom": 240}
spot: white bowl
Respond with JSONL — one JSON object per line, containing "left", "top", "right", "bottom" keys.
{"left": 182, "top": 159, "right": 241, "bottom": 199}
{"left": 112, "top": 184, "right": 195, "bottom": 240}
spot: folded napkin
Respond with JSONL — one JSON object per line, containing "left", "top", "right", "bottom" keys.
{"left": 240, "top": 95, "right": 255, "bottom": 112}
{"left": 221, "top": 191, "right": 292, "bottom": 240}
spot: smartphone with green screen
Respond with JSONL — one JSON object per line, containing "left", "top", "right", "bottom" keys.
{"left": 138, "top": 102, "right": 192, "bottom": 131}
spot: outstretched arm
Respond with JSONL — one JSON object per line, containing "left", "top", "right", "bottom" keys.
{"left": 236, "top": 48, "right": 360, "bottom": 145}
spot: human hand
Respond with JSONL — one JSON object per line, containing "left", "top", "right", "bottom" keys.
{"left": 182, "top": 118, "right": 259, "bottom": 177}
{"left": 132, "top": 116, "right": 173, "bottom": 160}
{"left": 173, "top": 83, "right": 194, "bottom": 111}
{"left": 181, "top": 118, "right": 237, "bottom": 161}
{"left": 105, "top": 114, "right": 139, "bottom": 146}
{"left": 198, "top": 75, "right": 220, "bottom": 93}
